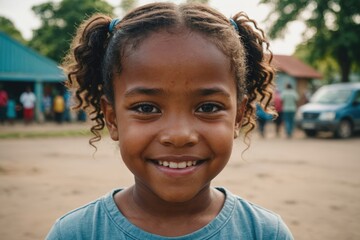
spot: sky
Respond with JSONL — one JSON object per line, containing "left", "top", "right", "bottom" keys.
{"left": 0, "top": 0, "right": 305, "bottom": 55}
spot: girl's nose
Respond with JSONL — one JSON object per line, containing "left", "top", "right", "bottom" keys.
{"left": 158, "top": 117, "right": 199, "bottom": 148}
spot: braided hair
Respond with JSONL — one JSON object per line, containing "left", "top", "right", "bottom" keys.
{"left": 63, "top": 2, "right": 276, "bottom": 147}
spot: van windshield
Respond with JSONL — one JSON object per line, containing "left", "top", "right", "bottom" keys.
{"left": 311, "top": 88, "right": 352, "bottom": 104}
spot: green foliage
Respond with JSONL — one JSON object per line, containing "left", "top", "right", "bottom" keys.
{"left": 295, "top": 43, "right": 339, "bottom": 84}
{"left": 120, "top": 0, "right": 137, "bottom": 13}
{"left": 28, "top": 0, "right": 114, "bottom": 63}
{"left": 186, "top": 0, "right": 209, "bottom": 3}
{"left": 26, "top": 0, "right": 247, "bottom": 64}
{"left": 0, "top": 16, "right": 26, "bottom": 44}
{"left": 119, "top": 0, "right": 209, "bottom": 14}
{"left": 261, "top": 0, "right": 360, "bottom": 82}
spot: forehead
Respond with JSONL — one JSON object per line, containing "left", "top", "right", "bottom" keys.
{"left": 123, "top": 30, "right": 230, "bottom": 67}
{"left": 116, "top": 30, "right": 235, "bottom": 94}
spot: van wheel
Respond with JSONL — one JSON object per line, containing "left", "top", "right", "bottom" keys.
{"left": 335, "top": 120, "right": 352, "bottom": 138}
{"left": 304, "top": 130, "right": 317, "bottom": 137}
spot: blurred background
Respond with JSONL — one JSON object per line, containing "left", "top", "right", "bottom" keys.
{"left": 1, "top": 0, "right": 359, "bottom": 124}
{"left": 0, "top": 0, "right": 359, "bottom": 239}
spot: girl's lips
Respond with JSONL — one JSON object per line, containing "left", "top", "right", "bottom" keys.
{"left": 153, "top": 155, "right": 204, "bottom": 162}
{"left": 148, "top": 155, "right": 206, "bottom": 177}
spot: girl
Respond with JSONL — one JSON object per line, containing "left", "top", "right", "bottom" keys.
{"left": 47, "top": 2, "right": 293, "bottom": 239}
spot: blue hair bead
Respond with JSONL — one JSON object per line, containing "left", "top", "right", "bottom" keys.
{"left": 109, "top": 18, "right": 121, "bottom": 33}
{"left": 229, "top": 18, "right": 239, "bottom": 33}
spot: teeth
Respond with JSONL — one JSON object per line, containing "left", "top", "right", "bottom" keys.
{"left": 178, "top": 162, "right": 187, "bottom": 168}
{"left": 157, "top": 160, "right": 198, "bottom": 168}
{"left": 169, "top": 162, "right": 177, "bottom": 168}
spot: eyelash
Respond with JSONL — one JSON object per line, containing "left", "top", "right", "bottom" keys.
{"left": 131, "top": 102, "right": 223, "bottom": 114}
{"left": 196, "top": 103, "right": 223, "bottom": 113}
{"left": 132, "top": 103, "right": 160, "bottom": 114}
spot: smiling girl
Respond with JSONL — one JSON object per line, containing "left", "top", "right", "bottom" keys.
{"left": 47, "top": 2, "right": 293, "bottom": 239}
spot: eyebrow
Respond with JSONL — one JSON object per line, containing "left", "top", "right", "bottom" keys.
{"left": 124, "top": 87, "right": 164, "bottom": 97}
{"left": 196, "top": 87, "right": 231, "bottom": 98}
{"left": 124, "top": 86, "right": 231, "bottom": 98}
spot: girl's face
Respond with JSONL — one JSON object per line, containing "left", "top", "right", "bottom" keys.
{"left": 103, "top": 30, "right": 245, "bottom": 203}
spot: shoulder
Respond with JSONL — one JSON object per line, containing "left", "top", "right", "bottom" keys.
{"left": 46, "top": 198, "right": 103, "bottom": 239}
{"left": 224, "top": 189, "right": 294, "bottom": 239}
{"left": 46, "top": 190, "right": 124, "bottom": 240}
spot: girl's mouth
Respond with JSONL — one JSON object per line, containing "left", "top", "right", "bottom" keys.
{"left": 148, "top": 156, "right": 206, "bottom": 170}
{"left": 157, "top": 160, "right": 198, "bottom": 169}
{"left": 148, "top": 157, "right": 206, "bottom": 177}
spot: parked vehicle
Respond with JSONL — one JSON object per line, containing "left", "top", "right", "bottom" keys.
{"left": 296, "top": 83, "right": 360, "bottom": 138}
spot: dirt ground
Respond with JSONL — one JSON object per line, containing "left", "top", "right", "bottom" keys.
{"left": 0, "top": 122, "right": 359, "bottom": 240}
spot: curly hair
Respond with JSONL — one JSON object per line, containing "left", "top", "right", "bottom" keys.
{"left": 63, "top": 2, "right": 276, "bottom": 148}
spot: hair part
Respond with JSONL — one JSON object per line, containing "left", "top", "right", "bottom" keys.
{"left": 63, "top": 2, "right": 276, "bottom": 148}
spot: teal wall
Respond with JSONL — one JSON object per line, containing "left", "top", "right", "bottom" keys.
{"left": 0, "top": 32, "right": 65, "bottom": 121}
{"left": 276, "top": 73, "right": 297, "bottom": 92}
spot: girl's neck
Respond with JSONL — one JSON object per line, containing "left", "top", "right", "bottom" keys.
{"left": 135, "top": 184, "right": 222, "bottom": 216}
{"left": 114, "top": 184, "right": 225, "bottom": 236}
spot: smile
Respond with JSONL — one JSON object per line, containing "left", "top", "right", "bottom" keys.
{"left": 157, "top": 161, "right": 198, "bottom": 169}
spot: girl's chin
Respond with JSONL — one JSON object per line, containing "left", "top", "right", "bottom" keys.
{"left": 150, "top": 184, "right": 212, "bottom": 204}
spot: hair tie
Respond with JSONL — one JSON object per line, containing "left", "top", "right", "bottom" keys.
{"left": 109, "top": 18, "right": 121, "bottom": 33}
{"left": 229, "top": 18, "right": 239, "bottom": 33}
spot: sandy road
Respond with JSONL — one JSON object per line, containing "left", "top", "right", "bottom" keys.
{"left": 0, "top": 123, "right": 359, "bottom": 240}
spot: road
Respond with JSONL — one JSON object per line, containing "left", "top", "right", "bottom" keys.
{"left": 0, "top": 123, "right": 359, "bottom": 240}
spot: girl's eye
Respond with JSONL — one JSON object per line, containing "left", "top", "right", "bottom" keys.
{"left": 133, "top": 103, "right": 160, "bottom": 114}
{"left": 197, "top": 103, "right": 222, "bottom": 113}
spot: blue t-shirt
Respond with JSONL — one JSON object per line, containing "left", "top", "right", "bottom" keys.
{"left": 46, "top": 187, "right": 293, "bottom": 239}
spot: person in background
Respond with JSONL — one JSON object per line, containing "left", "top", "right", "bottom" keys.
{"left": 20, "top": 86, "right": 36, "bottom": 124}
{"left": 53, "top": 91, "right": 65, "bottom": 124}
{"left": 77, "top": 109, "right": 87, "bottom": 122}
{"left": 0, "top": 84, "right": 8, "bottom": 124}
{"left": 256, "top": 103, "right": 273, "bottom": 138}
{"left": 274, "top": 89, "right": 283, "bottom": 137}
{"left": 42, "top": 93, "right": 53, "bottom": 121}
{"left": 6, "top": 93, "right": 17, "bottom": 125}
{"left": 63, "top": 90, "right": 72, "bottom": 122}
{"left": 281, "top": 83, "right": 299, "bottom": 138}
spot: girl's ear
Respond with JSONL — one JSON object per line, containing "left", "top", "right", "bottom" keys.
{"left": 101, "top": 96, "right": 119, "bottom": 141}
{"left": 235, "top": 97, "right": 248, "bottom": 131}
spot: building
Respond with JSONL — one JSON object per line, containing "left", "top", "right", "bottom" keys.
{"left": 272, "top": 54, "right": 322, "bottom": 105}
{"left": 0, "top": 31, "right": 65, "bottom": 120}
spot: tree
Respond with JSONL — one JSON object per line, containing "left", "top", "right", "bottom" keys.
{"left": 120, "top": 0, "right": 137, "bottom": 13}
{"left": 186, "top": 0, "right": 209, "bottom": 3}
{"left": 261, "top": 0, "right": 360, "bottom": 82}
{"left": 295, "top": 42, "right": 339, "bottom": 84}
{"left": 119, "top": 0, "right": 209, "bottom": 14}
{"left": 29, "top": 0, "right": 114, "bottom": 63}
{"left": 0, "top": 16, "right": 26, "bottom": 44}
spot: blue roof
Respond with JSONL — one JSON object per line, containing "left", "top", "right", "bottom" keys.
{"left": 0, "top": 31, "right": 65, "bottom": 82}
